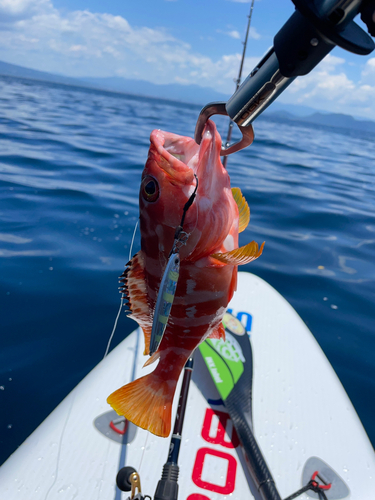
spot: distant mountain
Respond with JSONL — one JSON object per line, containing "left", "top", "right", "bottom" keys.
{"left": 0, "top": 60, "right": 86, "bottom": 88}
{"left": 0, "top": 59, "right": 374, "bottom": 133}
{"left": 80, "top": 76, "right": 230, "bottom": 105}
{"left": 263, "top": 109, "right": 296, "bottom": 120}
{"left": 264, "top": 107, "right": 375, "bottom": 134}
{"left": 300, "top": 112, "right": 375, "bottom": 133}
{"left": 0, "top": 60, "right": 229, "bottom": 105}
{"left": 264, "top": 102, "right": 324, "bottom": 117}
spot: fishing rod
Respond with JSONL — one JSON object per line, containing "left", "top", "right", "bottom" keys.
{"left": 223, "top": 0, "right": 255, "bottom": 169}
{"left": 153, "top": 357, "right": 194, "bottom": 500}
{"left": 116, "top": 357, "right": 194, "bottom": 500}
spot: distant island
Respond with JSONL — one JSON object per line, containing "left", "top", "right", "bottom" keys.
{"left": 262, "top": 107, "right": 375, "bottom": 135}
{"left": 0, "top": 59, "right": 374, "bottom": 135}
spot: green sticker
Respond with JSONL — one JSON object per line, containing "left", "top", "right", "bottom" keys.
{"left": 158, "top": 314, "right": 168, "bottom": 325}
{"left": 199, "top": 332, "right": 245, "bottom": 400}
{"left": 168, "top": 271, "right": 179, "bottom": 281}
{"left": 163, "top": 292, "right": 174, "bottom": 303}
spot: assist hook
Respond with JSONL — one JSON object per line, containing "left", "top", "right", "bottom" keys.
{"left": 194, "top": 102, "right": 254, "bottom": 155}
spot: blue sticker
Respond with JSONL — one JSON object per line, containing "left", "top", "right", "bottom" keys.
{"left": 236, "top": 311, "right": 252, "bottom": 332}
{"left": 227, "top": 309, "right": 252, "bottom": 332}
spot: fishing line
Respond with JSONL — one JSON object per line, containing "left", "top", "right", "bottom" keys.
{"left": 128, "top": 218, "right": 139, "bottom": 262}
{"left": 44, "top": 392, "right": 77, "bottom": 500}
{"left": 103, "top": 217, "right": 139, "bottom": 359}
{"left": 103, "top": 298, "right": 123, "bottom": 359}
{"left": 169, "top": 174, "right": 199, "bottom": 257}
{"left": 138, "top": 432, "right": 150, "bottom": 475}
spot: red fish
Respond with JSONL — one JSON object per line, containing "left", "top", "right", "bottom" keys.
{"left": 107, "top": 120, "right": 264, "bottom": 437}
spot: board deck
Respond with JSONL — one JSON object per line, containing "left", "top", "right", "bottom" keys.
{"left": 1, "top": 272, "right": 374, "bottom": 499}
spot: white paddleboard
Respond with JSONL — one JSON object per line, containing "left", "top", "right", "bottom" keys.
{"left": 0, "top": 272, "right": 374, "bottom": 499}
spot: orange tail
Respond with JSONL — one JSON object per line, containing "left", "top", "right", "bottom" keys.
{"left": 107, "top": 371, "right": 178, "bottom": 437}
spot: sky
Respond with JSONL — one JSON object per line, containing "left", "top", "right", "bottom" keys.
{"left": 0, "top": 0, "right": 374, "bottom": 118}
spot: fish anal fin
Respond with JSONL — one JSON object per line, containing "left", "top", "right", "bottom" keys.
{"left": 107, "top": 370, "right": 178, "bottom": 438}
{"left": 119, "top": 251, "right": 152, "bottom": 355}
{"left": 211, "top": 241, "right": 265, "bottom": 266}
{"left": 143, "top": 351, "right": 161, "bottom": 368}
{"left": 208, "top": 323, "right": 226, "bottom": 340}
{"left": 231, "top": 187, "right": 250, "bottom": 233}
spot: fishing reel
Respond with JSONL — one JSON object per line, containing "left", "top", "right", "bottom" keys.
{"left": 116, "top": 466, "right": 151, "bottom": 500}
{"left": 195, "top": 0, "right": 375, "bottom": 154}
{"left": 116, "top": 463, "right": 180, "bottom": 500}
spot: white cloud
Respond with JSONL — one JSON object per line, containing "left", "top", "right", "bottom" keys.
{"left": 0, "top": 0, "right": 261, "bottom": 94}
{"left": 287, "top": 55, "right": 346, "bottom": 94}
{"left": 227, "top": 30, "right": 241, "bottom": 39}
{"left": 361, "top": 57, "right": 375, "bottom": 78}
{"left": 0, "top": 0, "right": 373, "bottom": 118}
{"left": 249, "top": 26, "right": 261, "bottom": 40}
{"left": 283, "top": 53, "right": 375, "bottom": 118}
{"left": 174, "top": 76, "right": 190, "bottom": 84}
{"left": 0, "top": 0, "right": 52, "bottom": 22}
{"left": 218, "top": 25, "right": 261, "bottom": 41}
{"left": 317, "top": 53, "right": 345, "bottom": 69}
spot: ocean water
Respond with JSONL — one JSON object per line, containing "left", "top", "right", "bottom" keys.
{"left": 0, "top": 75, "right": 374, "bottom": 466}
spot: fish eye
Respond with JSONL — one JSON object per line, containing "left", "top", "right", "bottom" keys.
{"left": 141, "top": 176, "right": 160, "bottom": 202}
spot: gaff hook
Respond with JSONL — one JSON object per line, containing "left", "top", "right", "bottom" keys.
{"left": 194, "top": 102, "right": 254, "bottom": 156}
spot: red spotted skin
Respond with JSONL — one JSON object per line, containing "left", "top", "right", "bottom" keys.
{"left": 139, "top": 121, "right": 238, "bottom": 375}
{"left": 107, "top": 121, "right": 243, "bottom": 437}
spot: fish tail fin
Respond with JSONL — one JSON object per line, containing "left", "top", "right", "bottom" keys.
{"left": 107, "top": 370, "right": 177, "bottom": 437}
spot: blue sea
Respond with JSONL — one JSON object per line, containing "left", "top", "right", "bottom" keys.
{"left": 0, "top": 75, "right": 374, "bottom": 466}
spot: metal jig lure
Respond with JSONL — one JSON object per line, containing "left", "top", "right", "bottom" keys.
{"left": 148, "top": 175, "right": 199, "bottom": 356}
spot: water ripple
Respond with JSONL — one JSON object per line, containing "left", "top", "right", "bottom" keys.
{"left": 0, "top": 74, "right": 374, "bottom": 466}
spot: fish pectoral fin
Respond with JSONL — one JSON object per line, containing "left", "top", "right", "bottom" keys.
{"left": 211, "top": 241, "right": 265, "bottom": 266}
{"left": 232, "top": 187, "right": 250, "bottom": 233}
{"left": 208, "top": 323, "right": 226, "bottom": 340}
{"left": 119, "top": 251, "right": 153, "bottom": 355}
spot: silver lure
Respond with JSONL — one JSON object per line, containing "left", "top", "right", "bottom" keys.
{"left": 149, "top": 252, "right": 180, "bottom": 356}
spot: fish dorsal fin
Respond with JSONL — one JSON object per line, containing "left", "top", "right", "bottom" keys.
{"left": 231, "top": 187, "right": 250, "bottom": 233}
{"left": 211, "top": 241, "right": 265, "bottom": 266}
{"left": 208, "top": 323, "right": 226, "bottom": 340}
{"left": 119, "top": 251, "right": 153, "bottom": 355}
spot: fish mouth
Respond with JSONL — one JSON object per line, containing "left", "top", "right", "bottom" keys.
{"left": 150, "top": 120, "right": 222, "bottom": 185}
